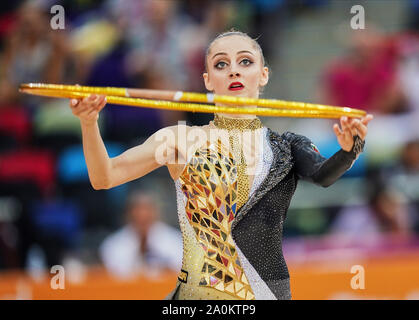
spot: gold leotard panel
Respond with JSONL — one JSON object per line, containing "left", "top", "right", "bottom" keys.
{"left": 175, "top": 137, "right": 255, "bottom": 300}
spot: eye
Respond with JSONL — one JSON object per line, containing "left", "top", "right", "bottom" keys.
{"left": 215, "top": 61, "right": 227, "bottom": 69}
{"left": 240, "top": 58, "right": 253, "bottom": 66}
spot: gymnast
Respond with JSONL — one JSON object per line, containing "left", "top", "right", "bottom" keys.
{"left": 69, "top": 29, "right": 373, "bottom": 300}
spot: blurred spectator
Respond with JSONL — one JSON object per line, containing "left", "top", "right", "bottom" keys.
{"left": 408, "top": 0, "right": 419, "bottom": 31}
{"left": 0, "top": 1, "right": 76, "bottom": 110}
{"left": 373, "top": 139, "right": 419, "bottom": 233}
{"left": 99, "top": 190, "right": 182, "bottom": 279}
{"left": 323, "top": 28, "right": 407, "bottom": 114}
{"left": 330, "top": 187, "right": 412, "bottom": 238}
{"left": 95, "top": 0, "right": 192, "bottom": 140}
{"left": 245, "top": 0, "right": 286, "bottom": 62}
{"left": 370, "top": 139, "right": 419, "bottom": 199}
{"left": 122, "top": 0, "right": 189, "bottom": 89}
{"left": 69, "top": 18, "right": 120, "bottom": 84}
{"left": 396, "top": 139, "right": 419, "bottom": 174}
{"left": 26, "top": 196, "right": 82, "bottom": 268}
{"left": 397, "top": 32, "right": 419, "bottom": 114}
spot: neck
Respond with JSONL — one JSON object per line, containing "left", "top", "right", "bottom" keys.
{"left": 212, "top": 112, "right": 263, "bottom": 131}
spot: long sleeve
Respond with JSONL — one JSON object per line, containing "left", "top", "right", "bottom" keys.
{"left": 284, "top": 132, "right": 359, "bottom": 187}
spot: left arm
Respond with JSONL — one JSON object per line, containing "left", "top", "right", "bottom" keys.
{"left": 290, "top": 114, "right": 373, "bottom": 187}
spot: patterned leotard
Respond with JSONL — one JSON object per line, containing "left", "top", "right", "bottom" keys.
{"left": 173, "top": 127, "right": 276, "bottom": 299}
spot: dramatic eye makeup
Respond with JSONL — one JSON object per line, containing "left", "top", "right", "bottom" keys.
{"left": 240, "top": 58, "right": 253, "bottom": 66}
{"left": 211, "top": 50, "right": 254, "bottom": 60}
{"left": 211, "top": 50, "right": 256, "bottom": 69}
{"left": 214, "top": 57, "right": 254, "bottom": 69}
{"left": 214, "top": 61, "right": 227, "bottom": 69}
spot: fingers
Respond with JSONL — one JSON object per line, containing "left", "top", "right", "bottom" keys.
{"left": 353, "top": 119, "right": 367, "bottom": 139}
{"left": 335, "top": 114, "right": 373, "bottom": 151}
{"left": 92, "top": 94, "right": 106, "bottom": 111}
{"left": 87, "top": 95, "right": 107, "bottom": 115}
{"left": 70, "top": 84, "right": 81, "bottom": 109}
{"left": 361, "top": 114, "right": 374, "bottom": 126}
{"left": 71, "top": 95, "right": 91, "bottom": 114}
{"left": 340, "top": 114, "right": 373, "bottom": 140}
{"left": 70, "top": 94, "right": 106, "bottom": 116}
{"left": 340, "top": 116, "right": 356, "bottom": 138}
{"left": 351, "top": 114, "right": 373, "bottom": 139}
{"left": 98, "top": 95, "right": 107, "bottom": 110}
{"left": 83, "top": 94, "right": 100, "bottom": 112}
{"left": 356, "top": 114, "right": 374, "bottom": 140}
{"left": 348, "top": 118, "right": 359, "bottom": 137}
{"left": 70, "top": 99, "right": 79, "bottom": 107}
{"left": 333, "top": 123, "right": 343, "bottom": 137}
{"left": 335, "top": 118, "right": 353, "bottom": 151}
{"left": 69, "top": 84, "right": 107, "bottom": 124}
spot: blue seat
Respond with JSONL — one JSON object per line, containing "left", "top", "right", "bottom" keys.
{"left": 58, "top": 142, "right": 125, "bottom": 183}
{"left": 31, "top": 198, "right": 82, "bottom": 247}
{"left": 315, "top": 138, "right": 366, "bottom": 177}
{"left": 57, "top": 142, "right": 128, "bottom": 226}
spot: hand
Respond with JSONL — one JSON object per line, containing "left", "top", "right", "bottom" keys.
{"left": 70, "top": 93, "right": 107, "bottom": 126}
{"left": 333, "top": 114, "right": 374, "bottom": 152}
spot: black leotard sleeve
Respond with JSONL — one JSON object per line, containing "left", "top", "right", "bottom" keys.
{"left": 283, "top": 132, "right": 361, "bottom": 187}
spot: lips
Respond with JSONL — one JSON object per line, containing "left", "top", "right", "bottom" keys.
{"left": 229, "top": 82, "right": 244, "bottom": 91}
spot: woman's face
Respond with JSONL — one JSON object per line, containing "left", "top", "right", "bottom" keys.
{"left": 203, "top": 35, "right": 269, "bottom": 99}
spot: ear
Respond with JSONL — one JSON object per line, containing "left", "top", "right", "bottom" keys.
{"left": 203, "top": 72, "right": 214, "bottom": 91}
{"left": 259, "top": 66, "right": 269, "bottom": 88}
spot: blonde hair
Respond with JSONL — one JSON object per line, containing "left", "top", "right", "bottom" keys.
{"left": 204, "top": 28, "right": 270, "bottom": 94}
{"left": 205, "top": 28, "right": 267, "bottom": 71}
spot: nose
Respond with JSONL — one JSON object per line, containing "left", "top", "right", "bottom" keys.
{"left": 229, "top": 71, "right": 240, "bottom": 78}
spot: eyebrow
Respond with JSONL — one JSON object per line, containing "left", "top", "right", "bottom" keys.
{"left": 211, "top": 50, "right": 254, "bottom": 60}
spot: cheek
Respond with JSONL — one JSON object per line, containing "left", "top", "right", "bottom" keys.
{"left": 248, "top": 71, "right": 263, "bottom": 86}
{"left": 211, "top": 73, "right": 226, "bottom": 88}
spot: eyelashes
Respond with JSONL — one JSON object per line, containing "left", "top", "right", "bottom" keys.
{"left": 214, "top": 61, "right": 228, "bottom": 69}
{"left": 214, "top": 58, "right": 253, "bottom": 69}
{"left": 241, "top": 59, "right": 253, "bottom": 66}
{"left": 215, "top": 61, "right": 227, "bottom": 69}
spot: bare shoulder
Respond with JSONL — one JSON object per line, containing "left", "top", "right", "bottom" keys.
{"left": 153, "top": 123, "right": 199, "bottom": 136}
{"left": 147, "top": 124, "right": 190, "bottom": 145}
{"left": 163, "top": 123, "right": 211, "bottom": 181}
{"left": 153, "top": 123, "right": 211, "bottom": 146}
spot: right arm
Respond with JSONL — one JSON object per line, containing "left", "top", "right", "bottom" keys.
{"left": 70, "top": 94, "right": 177, "bottom": 190}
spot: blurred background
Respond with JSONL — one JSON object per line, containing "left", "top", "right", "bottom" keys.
{"left": 0, "top": 0, "right": 418, "bottom": 299}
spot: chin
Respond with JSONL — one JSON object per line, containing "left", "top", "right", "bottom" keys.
{"left": 236, "top": 92, "right": 258, "bottom": 99}
{"left": 227, "top": 90, "right": 249, "bottom": 97}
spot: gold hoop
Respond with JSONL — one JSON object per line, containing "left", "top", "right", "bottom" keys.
{"left": 19, "top": 83, "right": 366, "bottom": 119}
